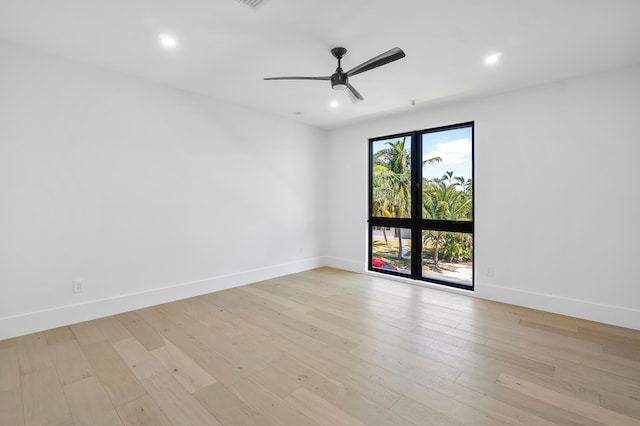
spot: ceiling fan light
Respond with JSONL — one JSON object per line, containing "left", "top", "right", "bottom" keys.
{"left": 332, "top": 83, "right": 347, "bottom": 90}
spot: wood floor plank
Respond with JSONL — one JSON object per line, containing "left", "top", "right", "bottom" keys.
{"left": 116, "top": 312, "right": 164, "bottom": 351}
{"left": 285, "top": 386, "right": 367, "bottom": 426}
{"left": 134, "top": 307, "right": 180, "bottom": 336}
{"left": 21, "top": 367, "right": 73, "bottom": 426}
{"left": 230, "top": 377, "right": 318, "bottom": 426}
{"left": 305, "top": 307, "right": 438, "bottom": 354}
{"left": 175, "top": 317, "right": 274, "bottom": 374}
{"left": 577, "top": 324, "right": 640, "bottom": 343}
{"left": 497, "top": 373, "right": 640, "bottom": 426}
{"left": 112, "top": 337, "right": 165, "bottom": 381}
{"left": 82, "top": 340, "right": 147, "bottom": 407}
{"left": 150, "top": 338, "right": 216, "bottom": 393}
{"left": 524, "top": 337, "right": 640, "bottom": 381}
{"left": 115, "top": 395, "right": 172, "bottom": 426}
{"left": 601, "top": 390, "right": 640, "bottom": 421}
{"left": 416, "top": 320, "right": 489, "bottom": 345}
{"left": 70, "top": 321, "right": 105, "bottom": 346}
{"left": 520, "top": 318, "right": 640, "bottom": 364}
{"left": 249, "top": 364, "right": 303, "bottom": 398}
{"left": 428, "top": 339, "right": 556, "bottom": 378}
{"left": 93, "top": 316, "right": 133, "bottom": 344}
{"left": 236, "top": 284, "right": 313, "bottom": 313}
{"left": 49, "top": 339, "right": 94, "bottom": 385}
{"left": 42, "top": 326, "right": 76, "bottom": 346}
{"left": 193, "top": 381, "right": 270, "bottom": 426}
{"left": 0, "top": 342, "right": 22, "bottom": 425}
{"left": 0, "top": 338, "right": 16, "bottom": 350}
{"left": 16, "top": 333, "right": 52, "bottom": 375}
{"left": 489, "top": 337, "right": 640, "bottom": 399}
{"left": 63, "top": 377, "right": 123, "bottom": 426}
{"left": 603, "top": 340, "right": 640, "bottom": 362}
{"left": 350, "top": 341, "right": 462, "bottom": 382}
{"left": 544, "top": 313, "right": 640, "bottom": 341}
{"left": 355, "top": 359, "right": 504, "bottom": 425}
{"left": 550, "top": 349, "right": 640, "bottom": 398}
{"left": 390, "top": 396, "right": 465, "bottom": 426}
{"left": 215, "top": 289, "right": 361, "bottom": 352}
{"left": 0, "top": 388, "right": 24, "bottom": 426}
{"left": 459, "top": 316, "right": 604, "bottom": 353}
{"left": 0, "top": 347, "right": 20, "bottom": 391}
{"left": 268, "top": 354, "right": 412, "bottom": 426}
{"left": 71, "top": 321, "right": 106, "bottom": 346}
{"left": 257, "top": 334, "right": 402, "bottom": 409}
{"left": 516, "top": 316, "right": 580, "bottom": 333}
{"left": 456, "top": 370, "right": 604, "bottom": 426}
{"left": 140, "top": 371, "right": 221, "bottom": 425}
{"left": 159, "top": 326, "right": 248, "bottom": 386}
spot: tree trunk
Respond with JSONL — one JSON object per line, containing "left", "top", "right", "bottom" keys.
{"left": 382, "top": 227, "right": 389, "bottom": 247}
{"left": 396, "top": 228, "right": 403, "bottom": 260}
{"left": 434, "top": 233, "right": 440, "bottom": 270}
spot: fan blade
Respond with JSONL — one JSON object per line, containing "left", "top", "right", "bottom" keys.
{"left": 264, "top": 76, "right": 331, "bottom": 81}
{"left": 346, "top": 47, "right": 405, "bottom": 77}
{"left": 346, "top": 83, "right": 364, "bottom": 103}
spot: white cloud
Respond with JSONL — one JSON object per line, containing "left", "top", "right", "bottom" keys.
{"left": 424, "top": 138, "right": 471, "bottom": 164}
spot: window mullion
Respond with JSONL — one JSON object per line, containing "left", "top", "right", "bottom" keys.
{"left": 411, "top": 132, "right": 422, "bottom": 279}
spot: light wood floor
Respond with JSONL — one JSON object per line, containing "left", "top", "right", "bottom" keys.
{"left": 1, "top": 268, "right": 639, "bottom": 425}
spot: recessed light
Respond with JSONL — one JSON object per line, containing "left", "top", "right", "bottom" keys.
{"left": 484, "top": 52, "right": 502, "bottom": 65}
{"left": 159, "top": 34, "right": 177, "bottom": 48}
{"left": 330, "top": 100, "right": 339, "bottom": 108}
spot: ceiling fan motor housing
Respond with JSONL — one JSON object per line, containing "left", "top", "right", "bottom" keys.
{"left": 331, "top": 70, "right": 348, "bottom": 90}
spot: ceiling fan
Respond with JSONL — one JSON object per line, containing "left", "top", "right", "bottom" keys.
{"left": 264, "top": 47, "right": 406, "bottom": 103}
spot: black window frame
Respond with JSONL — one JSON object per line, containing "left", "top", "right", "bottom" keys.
{"left": 368, "top": 121, "right": 474, "bottom": 290}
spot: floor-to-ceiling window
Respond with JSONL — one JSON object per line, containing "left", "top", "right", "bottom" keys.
{"left": 369, "top": 122, "right": 474, "bottom": 290}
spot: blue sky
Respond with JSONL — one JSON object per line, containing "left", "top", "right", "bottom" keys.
{"left": 371, "top": 126, "right": 472, "bottom": 182}
{"left": 422, "top": 127, "right": 472, "bottom": 181}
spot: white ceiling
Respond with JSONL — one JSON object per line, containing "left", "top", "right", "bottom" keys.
{"left": 1, "top": 0, "right": 639, "bottom": 129}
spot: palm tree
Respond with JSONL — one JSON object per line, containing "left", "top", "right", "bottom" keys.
{"left": 372, "top": 139, "right": 442, "bottom": 261}
{"left": 372, "top": 139, "right": 411, "bottom": 259}
{"left": 422, "top": 174, "right": 472, "bottom": 269}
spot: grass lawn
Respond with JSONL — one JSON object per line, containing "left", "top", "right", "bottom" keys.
{"left": 372, "top": 237, "right": 472, "bottom": 283}
{"left": 372, "top": 237, "right": 411, "bottom": 271}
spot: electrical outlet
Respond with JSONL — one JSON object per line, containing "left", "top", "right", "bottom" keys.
{"left": 72, "top": 280, "right": 83, "bottom": 293}
{"left": 487, "top": 267, "right": 495, "bottom": 277}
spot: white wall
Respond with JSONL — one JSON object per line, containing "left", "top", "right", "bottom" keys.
{"left": 0, "top": 41, "right": 326, "bottom": 339}
{"left": 325, "top": 64, "right": 640, "bottom": 330}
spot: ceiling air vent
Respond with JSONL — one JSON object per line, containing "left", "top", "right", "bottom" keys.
{"left": 237, "top": 0, "right": 268, "bottom": 9}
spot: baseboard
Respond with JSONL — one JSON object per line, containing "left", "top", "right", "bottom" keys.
{"left": 322, "top": 256, "right": 365, "bottom": 273}
{"left": 0, "top": 257, "right": 324, "bottom": 340}
{"left": 476, "top": 283, "right": 640, "bottom": 331}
